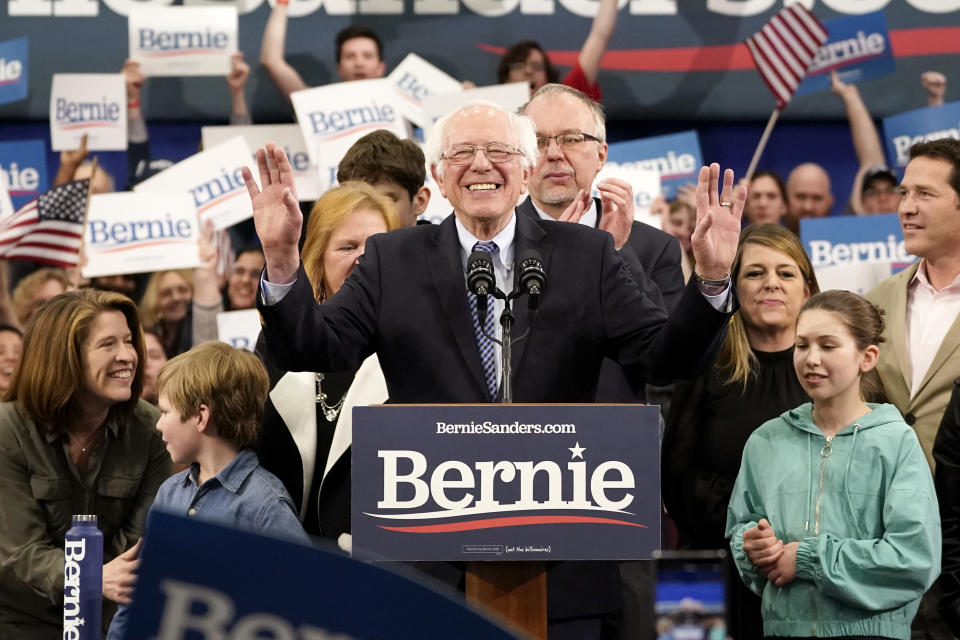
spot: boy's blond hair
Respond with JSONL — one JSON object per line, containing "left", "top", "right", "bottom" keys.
{"left": 157, "top": 341, "right": 269, "bottom": 449}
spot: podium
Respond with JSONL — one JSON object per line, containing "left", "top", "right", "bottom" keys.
{"left": 352, "top": 404, "right": 661, "bottom": 638}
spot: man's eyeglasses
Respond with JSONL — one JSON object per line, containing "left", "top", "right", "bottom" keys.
{"left": 536, "top": 132, "right": 603, "bottom": 151}
{"left": 440, "top": 142, "right": 522, "bottom": 166}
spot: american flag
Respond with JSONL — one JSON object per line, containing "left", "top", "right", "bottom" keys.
{"left": 745, "top": 5, "right": 829, "bottom": 109}
{"left": 0, "top": 179, "right": 89, "bottom": 268}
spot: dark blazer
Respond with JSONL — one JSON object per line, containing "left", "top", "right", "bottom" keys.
{"left": 259, "top": 211, "right": 730, "bottom": 404}
{"left": 516, "top": 197, "right": 686, "bottom": 403}
{"left": 935, "top": 378, "right": 960, "bottom": 636}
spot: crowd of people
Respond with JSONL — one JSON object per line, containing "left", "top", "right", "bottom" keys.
{"left": 0, "top": 13, "right": 958, "bottom": 640}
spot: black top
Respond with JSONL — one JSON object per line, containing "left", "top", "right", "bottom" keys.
{"left": 255, "top": 331, "right": 354, "bottom": 542}
{"left": 662, "top": 346, "right": 809, "bottom": 550}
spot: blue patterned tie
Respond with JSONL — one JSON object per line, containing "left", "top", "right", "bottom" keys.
{"left": 468, "top": 241, "right": 499, "bottom": 400}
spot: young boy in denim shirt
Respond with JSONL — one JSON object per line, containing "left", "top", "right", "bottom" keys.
{"left": 107, "top": 341, "right": 308, "bottom": 639}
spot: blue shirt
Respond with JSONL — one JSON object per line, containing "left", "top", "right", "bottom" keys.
{"left": 107, "top": 449, "right": 308, "bottom": 639}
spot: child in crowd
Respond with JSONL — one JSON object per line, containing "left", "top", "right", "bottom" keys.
{"left": 107, "top": 341, "right": 308, "bottom": 640}
{"left": 726, "top": 290, "right": 940, "bottom": 640}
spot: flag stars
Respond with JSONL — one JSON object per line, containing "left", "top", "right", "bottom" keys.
{"left": 568, "top": 442, "right": 586, "bottom": 459}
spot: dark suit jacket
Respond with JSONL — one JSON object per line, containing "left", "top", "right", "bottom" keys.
{"left": 259, "top": 211, "right": 730, "bottom": 404}
{"left": 935, "top": 378, "right": 960, "bottom": 636}
{"left": 516, "top": 197, "right": 686, "bottom": 403}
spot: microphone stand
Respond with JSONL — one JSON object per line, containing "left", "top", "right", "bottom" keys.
{"left": 495, "top": 289, "right": 525, "bottom": 404}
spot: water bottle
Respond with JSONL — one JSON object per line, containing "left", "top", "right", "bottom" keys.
{"left": 64, "top": 514, "right": 103, "bottom": 640}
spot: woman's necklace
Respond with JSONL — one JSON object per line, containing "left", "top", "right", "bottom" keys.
{"left": 315, "top": 373, "right": 346, "bottom": 422}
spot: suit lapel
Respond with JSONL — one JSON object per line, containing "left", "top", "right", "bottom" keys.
{"left": 425, "top": 215, "right": 490, "bottom": 397}
{"left": 511, "top": 211, "right": 549, "bottom": 376}
{"left": 889, "top": 264, "right": 915, "bottom": 399}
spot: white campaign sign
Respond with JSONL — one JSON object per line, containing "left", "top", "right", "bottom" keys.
{"left": 217, "top": 308, "right": 261, "bottom": 352}
{"left": 82, "top": 192, "right": 200, "bottom": 277}
{"left": 134, "top": 136, "right": 257, "bottom": 230}
{"left": 592, "top": 164, "right": 662, "bottom": 227}
{"left": 0, "top": 171, "right": 13, "bottom": 221}
{"left": 128, "top": 6, "right": 237, "bottom": 77}
{"left": 291, "top": 78, "right": 409, "bottom": 192}
{"left": 422, "top": 82, "right": 530, "bottom": 128}
{"left": 49, "top": 74, "right": 127, "bottom": 151}
{"left": 202, "top": 124, "right": 317, "bottom": 201}
{"left": 388, "top": 53, "right": 463, "bottom": 129}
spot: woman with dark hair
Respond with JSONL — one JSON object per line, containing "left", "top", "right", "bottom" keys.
{"left": 0, "top": 289, "right": 171, "bottom": 638}
{"left": 662, "top": 223, "right": 820, "bottom": 640}
{"left": 497, "top": 0, "right": 618, "bottom": 101}
{"left": 256, "top": 181, "right": 400, "bottom": 549}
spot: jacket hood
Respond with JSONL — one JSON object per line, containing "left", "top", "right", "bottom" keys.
{"left": 781, "top": 402, "right": 905, "bottom": 436}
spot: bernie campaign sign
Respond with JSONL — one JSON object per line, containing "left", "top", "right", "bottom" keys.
{"left": 883, "top": 100, "right": 960, "bottom": 170}
{"left": 124, "top": 511, "right": 519, "bottom": 639}
{"left": 0, "top": 37, "right": 28, "bottom": 107}
{"left": 352, "top": 404, "right": 661, "bottom": 562}
{"left": 606, "top": 131, "right": 702, "bottom": 200}
{"left": 0, "top": 139, "right": 47, "bottom": 210}
{"left": 794, "top": 11, "right": 894, "bottom": 97}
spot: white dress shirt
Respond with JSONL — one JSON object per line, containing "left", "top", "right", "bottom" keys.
{"left": 905, "top": 259, "right": 960, "bottom": 398}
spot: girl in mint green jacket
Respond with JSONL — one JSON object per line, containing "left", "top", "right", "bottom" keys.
{"left": 726, "top": 290, "right": 940, "bottom": 640}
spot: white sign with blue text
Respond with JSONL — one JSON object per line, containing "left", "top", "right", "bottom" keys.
{"left": 883, "top": 100, "right": 960, "bottom": 170}
{"left": 800, "top": 213, "right": 916, "bottom": 296}
{"left": 292, "top": 79, "right": 409, "bottom": 189}
{"left": 389, "top": 53, "right": 463, "bottom": 129}
{"left": 0, "top": 37, "right": 28, "bottom": 107}
{"left": 0, "top": 170, "right": 12, "bottom": 221}
{"left": 49, "top": 74, "right": 127, "bottom": 152}
{"left": 606, "top": 131, "right": 702, "bottom": 200}
{"left": 794, "top": 11, "right": 895, "bottom": 97}
{"left": 216, "top": 309, "right": 261, "bottom": 352}
{"left": 128, "top": 6, "right": 237, "bottom": 77}
{"left": 134, "top": 135, "right": 257, "bottom": 230}
{"left": 83, "top": 192, "right": 200, "bottom": 278}
{"left": 422, "top": 82, "right": 530, "bottom": 128}
{"left": 202, "top": 124, "right": 318, "bottom": 201}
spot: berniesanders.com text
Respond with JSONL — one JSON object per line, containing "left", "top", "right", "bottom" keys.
{"left": 435, "top": 421, "right": 576, "bottom": 435}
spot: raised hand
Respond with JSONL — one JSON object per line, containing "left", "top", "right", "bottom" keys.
{"left": 596, "top": 177, "right": 633, "bottom": 250}
{"left": 691, "top": 163, "right": 745, "bottom": 281}
{"left": 122, "top": 60, "right": 145, "bottom": 106}
{"left": 226, "top": 52, "right": 250, "bottom": 93}
{"left": 558, "top": 188, "right": 592, "bottom": 224}
{"left": 241, "top": 143, "right": 302, "bottom": 284}
{"left": 922, "top": 71, "right": 946, "bottom": 106}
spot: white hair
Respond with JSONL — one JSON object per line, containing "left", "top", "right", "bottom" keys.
{"left": 423, "top": 100, "right": 539, "bottom": 171}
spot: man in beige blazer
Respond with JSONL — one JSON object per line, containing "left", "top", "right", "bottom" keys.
{"left": 867, "top": 138, "right": 960, "bottom": 640}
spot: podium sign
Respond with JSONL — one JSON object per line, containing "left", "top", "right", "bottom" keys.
{"left": 353, "top": 404, "right": 660, "bottom": 562}
{"left": 124, "top": 512, "right": 519, "bottom": 639}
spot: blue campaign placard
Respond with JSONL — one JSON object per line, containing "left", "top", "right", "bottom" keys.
{"left": 883, "top": 100, "right": 960, "bottom": 169}
{"left": 606, "top": 131, "right": 702, "bottom": 200}
{"left": 794, "top": 11, "right": 894, "bottom": 98}
{"left": 352, "top": 404, "right": 661, "bottom": 562}
{"left": 800, "top": 213, "right": 914, "bottom": 271}
{"left": 0, "top": 38, "right": 28, "bottom": 107}
{"left": 0, "top": 139, "right": 47, "bottom": 210}
{"left": 123, "top": 511, "right": 520, "bottom": 640}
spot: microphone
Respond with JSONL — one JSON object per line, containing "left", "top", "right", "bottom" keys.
{"left": 467, "top": 250, "right": 496, "bottom": 322}
{"left": 518, "top": 250, "right": 546, "bottom": 310}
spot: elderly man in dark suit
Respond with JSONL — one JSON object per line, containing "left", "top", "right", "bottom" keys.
{"left": 243, "top": 101, "right": 743, "bottom": 637}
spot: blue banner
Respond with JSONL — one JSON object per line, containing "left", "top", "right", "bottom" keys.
{"left": 124, "top": 511, "right": 519, "bottom": 640}
{"left": 0, "top": 37, "right": 27, "bottom": 108}
{"left": 794, "top": 11, "right": 894, "bottom": 98}
{"left": 800, "top": 213, "right": 916, "bottom": 295}
{"left": 352, "top": 404, "right": 661, "bottom": 562}
{"left": 606, "top": 131, "right": 702, "bottom": 200}
{"left": 883, "top": 100, "right": 960, "bottom": 170}
{"left": 0, "top": 138, "right": 47, "bottom": 210}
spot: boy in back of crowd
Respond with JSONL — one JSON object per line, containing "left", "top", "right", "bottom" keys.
{"left": 107, "top": 341, "right": 309, "bottom": 640}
